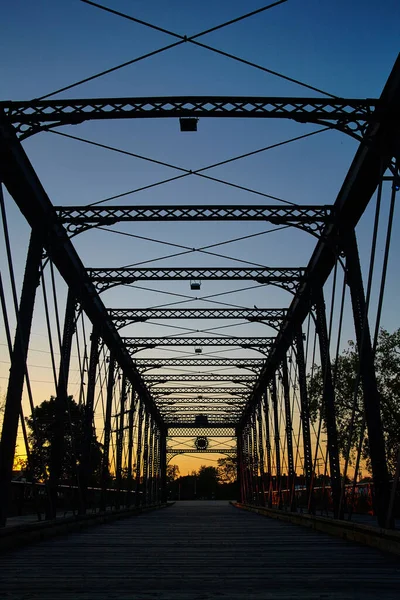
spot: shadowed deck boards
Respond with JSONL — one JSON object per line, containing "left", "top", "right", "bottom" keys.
{"left": 1, "top": 501, "right": 399, "bottom": 599}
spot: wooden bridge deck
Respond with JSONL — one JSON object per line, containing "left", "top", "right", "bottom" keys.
{"left": 1, "top": 501, "right": 399, "bottom": 599}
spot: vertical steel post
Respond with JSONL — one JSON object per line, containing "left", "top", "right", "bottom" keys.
{"left": 0, "top": 229, "right": 43, "bottom": 527}
{"left": 236, "top": 429, "right": 244, "bottom": 502}
{"left": 270, "top": 374, "right": 282, "bottom": 508}
{"left": 153, "top": 426, "right": 160, "bottom": 504}
{"left": 263, "top": 392, "right": 273, "bottom": 508}
{"left": 159, "top": 430, "right": 167, "bottom": 504}
{"left": 148, "top": 418, "right": 154, "bottom": 504}
{"left": 48, "top": 288, "right": 77, "bottom": 518}
{"left": 314, "top": 289, "right": 341, "bottom": 518}
{"left": 295, "top": 326, "right": 314, "bottom": 507}
{"left": 100, "top": 352, "right": 115, "bottom": 511}
{"left": 257, "top": 402, "right": 266, "bottom": 507}
{"left": 135, "top": 400, "right": 144, "bottom": 506}
{"left": 115, "top": 374, "right": 127, "bottom": 509}
{"left": 126, "top": 388, "right": 136, "bottom": 508}
{"left": 142, "top": 411, "right": 150, "bottom": 505}
{"left": 341, "top": 228, "right": 391, "bottom": 527}
{"left": 282, "top": 357, "right": 295, "bottom": 510}
{"left": 78, "top": 327, "right": 100, "bottom": 514}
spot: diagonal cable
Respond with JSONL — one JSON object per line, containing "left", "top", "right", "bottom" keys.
{"left": 49, "top": 129, "right": 300, "bottom": 206}
{"left": 81, "top": 0, "right": 337, "bottom": 97}
{"left": 39, "top": 0, "right": 287, "bottom": 100}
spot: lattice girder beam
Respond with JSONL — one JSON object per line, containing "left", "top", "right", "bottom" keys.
{"left": 2, "top": 95, "right": 378, "bottom": 140}
{"left": 88, "top": 266, "right": 306, "bottom": 293}
{"left": 167, "top": 426, "right": 236, "bottom": 437}
{"left": 135, "top": 358, "right": 265, "bottom": 370}
{"left": 110, "top": 307, "right": 286, "bottom": 329}
{"left": 145, "top": 373, "right": 256, "bottom": 383}
{"left": 124, "top": 336, "right": 274, "bottom": 355}
{"left": 167, "top": 449, "right": 236, "bottom": 455}
{"left": 157, "top": 398, "right": 244, "bottom": 405}
{"left": 56, "top": 205, "right": 332, "bottom": 237}
{"left": 152, "top": 387, "right": 248, "bottom": 397}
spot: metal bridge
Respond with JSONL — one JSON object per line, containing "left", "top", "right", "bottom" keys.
{"left": 0, "top": 1, "right": 400, "bottom": 597}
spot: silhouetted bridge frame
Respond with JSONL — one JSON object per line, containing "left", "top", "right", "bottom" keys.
{"left": 0, "top": 55, "right": 399, "bottom": 531}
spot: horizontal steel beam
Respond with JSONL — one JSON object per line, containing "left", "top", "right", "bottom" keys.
{"left": 167, "top": 449, "right": 236, "bottom": 455}
{"left": 110, "top": 308, "right": 286, "bottom": 329}
{"left": 3, "top": 96, "right": 377, "bottom": 139}
{"left": 152, "top": 387, "right": 248, "bottom": 397}
{"left": 135, "top": 358, "right": 265, "bottom": 370}
{"left": 56, "top": 205, "right": 332, "bottom": 236}
{"left": 167, "top": 426, "right": 236, "bottom": 437}
{"left": 88, "top": 266, "right": 305, "bottom": 293}
{"left": 158, "top": 398, "right": 243, "bottom": 405}
{"left": 145, "top": 374, "right": 256, "bottom": 383}
{"left": 124, "top": 336, "right": 274, "bottom": 353}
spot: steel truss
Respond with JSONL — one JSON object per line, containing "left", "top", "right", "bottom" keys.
{"left": 135, "top": 358, "right": 265, "bottom": 371}
{"left": 124, "top": 336, "right": 274, "bottom": 354}
{"left": 165, "top": 416, "right": 240, "bottom": 424}
{"left": 238, "top": 56, "right": 400, "bottom": 526}
{"left": 56, "top": 205, "right": 332, "bottom": 237}
{"left": 2, "top": 96, "right": 378, "bottom": 140}
{"left": 145, "top": 374, "right": 256, "bottom": 383}
{"left": 110, "top": 308, "right": 286, "bottom": 329}
{"left": 167, "top": 426, "right": 236, "bottom": 437}
{"left": 167, "top": 449, "right": 236, "bottom": 455}
{"left": 152, "top": 387, "right": 248, "bottom": 397}
{"left": 157, "top": 398, "right": 243, "bottom": 405}
{"left": 88, "top": 267, "right": 305, "bottom": 293}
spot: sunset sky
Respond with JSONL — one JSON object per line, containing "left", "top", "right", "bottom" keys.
{"left": 1, "top": 0, "right": 399, "bottom": 476}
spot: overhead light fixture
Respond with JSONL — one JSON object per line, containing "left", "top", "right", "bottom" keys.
{"left": 190, "top": 280, "right": 201, "bottom": 290}
{"left": 179, "top": 117, "right": 198, "bottom": 132}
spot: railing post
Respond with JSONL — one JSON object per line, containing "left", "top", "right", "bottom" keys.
{"left": 0, "top": 228, "right": 43, "bottom": 527}
{"left": 314, "top": 289, "right": 341, "bottom": 518}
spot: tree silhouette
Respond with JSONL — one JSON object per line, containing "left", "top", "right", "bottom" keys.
{"left": 308, "top": 328, "right": 400, "bottom": 475}
{"left": 25, "top": 396, "right": 103, "bottom": 485}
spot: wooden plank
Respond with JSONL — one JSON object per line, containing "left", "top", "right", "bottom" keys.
{"left": 0, "top": 501, "right": 399, "bottom": 599}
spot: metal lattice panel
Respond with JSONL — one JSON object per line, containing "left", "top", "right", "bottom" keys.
{"left": 88, "top": 266, "right": 306, "bottom": 293}
{"left": 167, "top": 426, "right": 236, "bottom": 437}
{"left": 157, "top": 398, "right": 244, "bottom": 405}
{"left": 55, "top": 205, "right": 333, "bottom": 236}
{"left": 124, "top": 337, "right": 274, "bottom": 355}
{"left": 145, "top": 373, "right": 256, "bottom": 383}
{"left": 135, "top": 358, "right": 265, "bottom": 370}
{"left": 110, "top": 307, "right": 286, "bottom": 329}
{"left": 152, "top": 387, "right": 249, "bottom": 396}
{"left": 2, "top": 96, "right": 377, "bottom": 139}
{"left": 167, "top": 448, "right": 236, "bottom": 455}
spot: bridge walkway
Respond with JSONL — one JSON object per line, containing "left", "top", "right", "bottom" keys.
{"left": 0, "top": 501, "right": 399, "bottom": 599}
